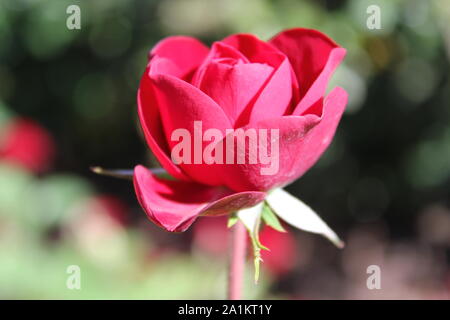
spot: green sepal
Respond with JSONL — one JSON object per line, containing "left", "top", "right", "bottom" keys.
{"left": 227, "top": 214, "right": 238, "bottom": 228}
{"left": 261, "top": 202, "right": 286, "bottom": 232}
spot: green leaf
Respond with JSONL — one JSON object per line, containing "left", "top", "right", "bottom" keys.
{"left": 261, "top": 202, "right": 286, "bottom": 232}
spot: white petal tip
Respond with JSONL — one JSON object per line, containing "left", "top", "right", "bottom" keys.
{"left": 334, "top": 239, "right": 345, "bottom": 249}
{"left": 267, "top": 188, "right": 345, "bottom": 250}
{"left": 324, "top": 231, "right": 345, "bottom": 249}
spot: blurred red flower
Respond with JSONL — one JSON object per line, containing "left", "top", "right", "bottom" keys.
{"left": 260, "top": 226, "right": 297, "bottom": 276}
{"left": 0, "top": 118, "right": 55, "bottom": 173}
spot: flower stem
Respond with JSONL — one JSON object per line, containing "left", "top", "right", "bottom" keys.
{"left": 228, "top": 220, "right": 247, "bottom": 300}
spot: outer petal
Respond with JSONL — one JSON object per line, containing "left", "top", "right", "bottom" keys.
{"left": 150, "top": 73, "right": 232, "bottom": 186}
{"left": 149, "top": 36, "right": 209, "bottom": 79}
{"left": 270, "top": 28, "right": 345, "bottom": 110}
{"left": 137, "top": 36, "right": 213, "bottom": 182}
{"left": 137, "top": 65, "right": 190, "bottom": 181}
{"left": 133, "top": 165, "right": 266, "bottom": 232}
{"left": 220, "top": 114, "right": 320, "bottom": 192}
{"left": 291, "top": 87, "right": 348, "bottom": 177}
{"left": 220, "top": 87, "right": 348, "bottom": 192}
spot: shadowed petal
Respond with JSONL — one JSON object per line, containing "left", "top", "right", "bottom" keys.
{"left": 137, "top": 65, "right": 190, "bottom": 181}
{"left": 133, "top": 165, "right": 266, "bottom": 232}
{"left": 150, "top": 73, "right": 233, "bottom": 186}
{"left": 292, "top": 48, "right": 346, "bottom": 116}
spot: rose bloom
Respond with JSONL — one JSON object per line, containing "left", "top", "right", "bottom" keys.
{"left": 134, "top": 28, "right": 347, "bottom": 232}
{"left": 0, "top": 118, "right": 55, "bottom": 173}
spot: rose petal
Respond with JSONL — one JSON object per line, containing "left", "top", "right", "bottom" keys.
{"left": 221, "top": 34, "right": 295, "bottom": 126}
{"left": 133, "top": 165, "right": 265, "bottom": 232}
{"left": 137, "top": 65, "right": 190, "bottom": 181}
{"left": 192, "top": 42, "right": 274, "bottom": 125}
{"left": 219, "top": 87, "right": 347, "bottom": 192}
{"left": 289, "top": 86, "right": 348, "bottom": 177}
{"left": 150, "top": 72, "right": 233, "bottom": 186}
{"left": 149, "top": 36, "right": 209, "bottom": 80}
{"left": 238, "top": 57, "right": 293, "bottom": 127}
{"left": 220, "top": 114, "right": 320, "bottom": 192}
{"left": 221, "top": 33, "right": 284, "bottom": 66}
{"left": 292, "top": 48, "right": 346, "bottom": 116}
{"left": 270, "top": 28, "right": 345, "bottom": 107}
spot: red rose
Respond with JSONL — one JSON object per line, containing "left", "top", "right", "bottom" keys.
{"left": 134, "top": 28, "right": 347, "bottom": 232}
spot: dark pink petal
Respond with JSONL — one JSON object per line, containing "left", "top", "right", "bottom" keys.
{"left": 221, "top": 33, "right": 284, "bottom": 66}
{"left": 221, "top": 34, "right": 296, "bottom": 126}
{"left": 238, "top": 57, "right": 293, "bottom": 127}
{"left": 150, "top": 73, "right": 233, "bottom": 186}
{"left": 192, "top": 42, "right": 274, "bottom": 125}
{"left": 220, "top": 114, "right": 320, "bottom": 192}
{"left": 137, "top": 65, "right": 190, "bottom": 181}
{"left": 148, "top": 56, "right": 181, "bottom": 78}
{"left": 220, "top": 87, "right": 347, "bottom": 192}
{"left": 270, "top": 28, "right": 345, "bottom": 106}
{"left": 149, "top": 36, "right": 209, "bottom": 79}
{"left": 133, "top": 165, "right": 265, "bottom": 232}
{"left": 292, "top": 48, "right": 346, "bottom": 116}
{"left": 293, "top": 87, "right": 348, "bottom": 173}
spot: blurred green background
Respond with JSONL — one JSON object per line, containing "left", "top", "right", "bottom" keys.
{"left": 0, "top": 0, "right": 450, "bottom": 299}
